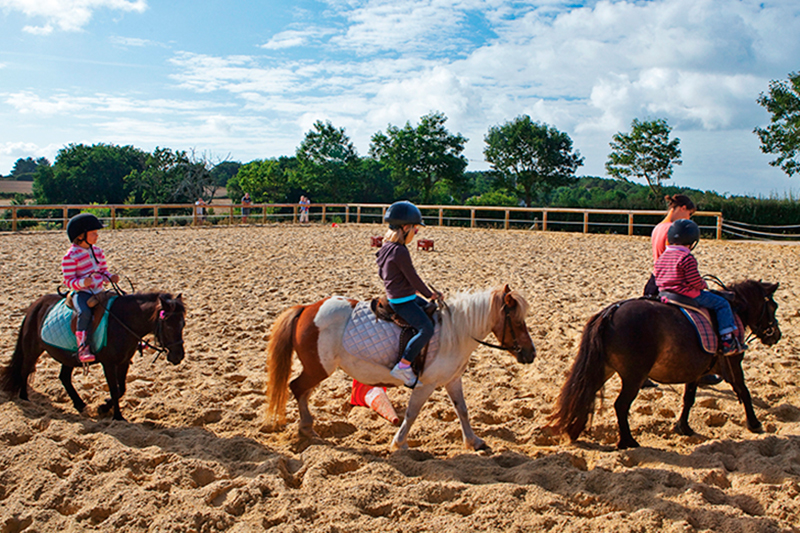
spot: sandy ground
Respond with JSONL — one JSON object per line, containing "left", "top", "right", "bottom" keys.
{"left": 0, "top": 224, "right": 798, "bottom": 533}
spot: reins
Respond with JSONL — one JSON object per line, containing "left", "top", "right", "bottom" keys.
{"left": 471, "top": 304, "right": 521, "bottom": 355}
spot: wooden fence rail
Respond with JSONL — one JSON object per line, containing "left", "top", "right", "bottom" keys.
{"left": 0, "top": 203, "right": 724, "bottom": 239}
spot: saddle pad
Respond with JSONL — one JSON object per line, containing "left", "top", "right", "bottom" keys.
{"left": 342, "top": 301, "right": 440, "bottom": 368}
{"left": 680, "top": 308, "right": 745, "bottom": 354}
{"left": 40, "top": 297, "right": 116, "bottom": 353}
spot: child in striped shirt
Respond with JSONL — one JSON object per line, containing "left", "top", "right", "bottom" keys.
{"left": 62, "top": 213, "right": 119, "bottom": 363}
{"left": 654, "top": 219, "right": 744, "bottom": 356}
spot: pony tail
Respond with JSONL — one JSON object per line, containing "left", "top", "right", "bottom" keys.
{"left": 265, "top": 305, "right": 304, "bottom": 427}
{"left": 0, "top": 315, "right": 28, "bottom": 396}
{"left": 549, "top": 304, "right": 616, "bottom": 440}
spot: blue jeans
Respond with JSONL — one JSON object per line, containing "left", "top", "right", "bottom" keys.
{"left": 390, "top": 296, "right": 434, "bottom": 364}
{"left": 72, "top": 291, "right": 93, "bottom": 331}
{"left": 694, "top": 291, "right": 736, "bottom": 336}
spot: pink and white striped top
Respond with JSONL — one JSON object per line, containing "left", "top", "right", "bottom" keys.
{"left": 61, "top": 244, "right": 112, "bottom": 293}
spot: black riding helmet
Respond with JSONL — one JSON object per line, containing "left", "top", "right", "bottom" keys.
{"left": 667, "top": 219, "right": 700, "bottom": 249}
{"left": 67, "top": 213, "right": 103, "bottom": 243}
{"left": 384, "top": 201, "right": 424, "bottom": 229}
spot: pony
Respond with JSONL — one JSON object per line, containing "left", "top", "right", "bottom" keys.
{"left": 550, "top": 280, "right": 781, "bottom": 449}
{"left": 265, "top": 285, "right": 535, "bottom": 451}
{"left": 1, "top": 292, "right": 186, "bottom": 421}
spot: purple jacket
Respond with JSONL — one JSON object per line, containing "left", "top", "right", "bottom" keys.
{"left": 376, "top": 242, "right": 433, "bottom": 300}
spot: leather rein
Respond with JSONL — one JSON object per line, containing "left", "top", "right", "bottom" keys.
{"left": 472, "top": 304, "right": 522, "bottom": 355}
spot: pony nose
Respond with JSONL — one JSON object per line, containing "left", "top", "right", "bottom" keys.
{"left": 168, "top": 345, "right": 185, "bottom": 364}
{"left": 517, "top": 345, "right": 536, "bottom": 364}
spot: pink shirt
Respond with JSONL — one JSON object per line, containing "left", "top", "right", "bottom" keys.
{"left": 653, "top": 245, "right": 708, "bottom": 298}
{"left": 62, "top": 245, "right": 112, "bottom": 293}
{"left": 651, "top": 221, "right": 671, "bottom": 263}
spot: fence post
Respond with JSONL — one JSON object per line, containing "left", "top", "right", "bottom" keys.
{"left": 111, "top": 206, "right": 117, "bottom": 229}
{"left": 717, "top": 214, "right": 723, "bottom": 240}
{"left": 583, "top": 212, "right": 589, "bottom": 233}
{"left": 152, "top": 206, "right": 156, "bottom": 228}
{"left": 345, "top": 206, "right": 350, "bottom": 223}
{"left": 321, "top": 205, "right": 326, "bottom": 224}
{"left": 470, "top": 209, "right": 476, "bottom": 228}
{"left": 11, "top": 206, "right": 17, "bottom": 232}
{"left": 357, "top": 206, "right": 362, "bottom": 223}
{"left": 543, "top": 211, "right": 548, "bottom": 231}
{"left": 504, "top": 210, "right": 510, "bottom": 230}
{"left": 628, "top": 213, "right": 634, "bottom": 236}
{"left": 63, "top": 207, "right": 68, "bottom": 230}
{"left": 439, "top": 208, "right": 443, "bottom": 226}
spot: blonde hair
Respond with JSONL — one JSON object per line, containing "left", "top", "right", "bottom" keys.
{"left": 384, "top": 225, "right": 415, "bottom": 245}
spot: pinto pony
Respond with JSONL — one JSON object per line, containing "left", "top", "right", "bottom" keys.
{"left": 1, "top": 292, "right": 186, "bottom": 421}
{"left": 550, "top": 280, "right": 781, "bottom": 449}
{"left": 265, "top": 285, "right": 535, "bottom": 451}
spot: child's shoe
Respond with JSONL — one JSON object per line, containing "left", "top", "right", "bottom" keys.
{"left": 721, "top": 335, "right": 745, "bottom": 356}
{"left": 390, "top": 363, "right": 418, "bottom": 388}
{"left": 75, "top": 331, "right": 95, "bottom": 363}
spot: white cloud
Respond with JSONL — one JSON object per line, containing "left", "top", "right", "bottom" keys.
{"left": 261, "top": 27, "right": 336, "bottom": 50}
{"left": 0, "top": 0, "right": 147, "bottom": 33}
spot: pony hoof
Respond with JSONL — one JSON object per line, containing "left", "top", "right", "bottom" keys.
{"left": 617, "top": 439, "right": 640, "bottom": 450}
{"left": 299, "top": 427, "right": 320, "bottom": 440}
{"left": 391, "top": 440, "right": 408, "bottom": 451}
{"left": 747, "top": 422, "right": 764, "bottom": 434}
{"left": 674, "top": 423, "right": 694, "bottom": 437}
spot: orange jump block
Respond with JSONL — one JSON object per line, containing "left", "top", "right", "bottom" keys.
{"left": 370, "top": 236, "right": 383, "bottom": 247}
{"left": 417, "top": 239, "right": 434, "bottom": 251}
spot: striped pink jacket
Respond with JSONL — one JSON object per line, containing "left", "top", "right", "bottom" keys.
{"left": 653, "top": 245, "right": 707, "bottom": 298}
{"left": 61, "top": 245, "right": 112, "bottom": 293}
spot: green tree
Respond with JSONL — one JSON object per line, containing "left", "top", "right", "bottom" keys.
{"left": 125, "top": 148, "right": 217, "bottom": 204}
{"left": 210, "top": 161, "right": 242, "bottom": 187}
{"left": 606, "top": 118, "right": 682, "bottom": 197}
{"left": 10, "top": 157, "right": 50, "bottom": 181}
{"left": 34, "top": 143, "right": 146, "bottom": 204}
{"left": 235, "top": 159, "right": 290, "bottom": 203}
{"left": 370, "top": 111, "right": 468, "bottom": 203}
{"left": 755, "top": 72, "right": 800, "bottom": 176}
{"left": 483, "top": 116, "right": 583, "bottom": 207}
{"left": 294, "top": 120, "right": 360, "bottom": 202}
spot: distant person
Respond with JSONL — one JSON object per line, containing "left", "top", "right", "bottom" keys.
{"left": 241, "top": 192, "right": 252, "bottom": 224}
{"left": 62, "top": 213, "right": 120, "bottom": 364}
{"left": 654, "top": 219, "right": 745, "bottom": 357}
{"left": 299, "top": 195, "right": 310, "bottom": 223}
{"left": 195, "top": 198, "right": 207, "bottom": 223}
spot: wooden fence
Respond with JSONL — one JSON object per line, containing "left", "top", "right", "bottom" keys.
{"left": 0, "top": 203, "right": 724, "bottom": 239}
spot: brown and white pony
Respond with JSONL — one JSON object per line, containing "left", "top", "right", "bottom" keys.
{"left": 265, "top": 285, "right": 535, "bottom": 451}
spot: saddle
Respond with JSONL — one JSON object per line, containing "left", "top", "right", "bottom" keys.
{"left": 66, "top": 291, "right": 114, "bottom": 333}
{"left": 370, "top": 296, "right": 438, "bottom": 375}
{"left": 658, "top": 291, "right": 744, "bottom": 354}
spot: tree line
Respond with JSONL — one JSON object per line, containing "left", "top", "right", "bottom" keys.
{"left": 2, "top": 71, "right": 798, "bottom": 223}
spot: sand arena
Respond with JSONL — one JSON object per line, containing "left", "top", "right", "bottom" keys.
{"left": 1, "top": 224, "right": 799, "bottom": 532}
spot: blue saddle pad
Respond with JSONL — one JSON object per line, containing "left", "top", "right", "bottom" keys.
{"left": 40, "top": 297, "right": 116, "bottom": 352}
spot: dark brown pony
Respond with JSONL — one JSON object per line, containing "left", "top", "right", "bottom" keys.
{"left": 1, "top": 292, "right": 186, "bottom": 421}
{"left": 550, "top": 280, "right": 780, "bottom": 449}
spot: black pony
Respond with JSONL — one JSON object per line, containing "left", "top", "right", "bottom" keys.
{"left": 550, "top": 280, "right": 780, "bottom": 449}
{"left": 1, "top": 292, "right": 185, "bottom": 420}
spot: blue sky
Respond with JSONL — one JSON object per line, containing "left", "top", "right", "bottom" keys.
{"left": 1, "top": 0, "right": 798, "bottom": 197}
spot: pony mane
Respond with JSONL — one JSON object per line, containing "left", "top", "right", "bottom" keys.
{"left": 438, "top": 286, "right": 528, "bottom": 353}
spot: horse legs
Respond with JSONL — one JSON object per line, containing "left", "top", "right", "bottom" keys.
{"left": 675, "top": 382, "right": 699, "bottom": 436}
{"left": 723, "top": 356, "right": 763, "bottom": 433}
{"left": 614, "top": 380, "right": 642, "bottom": 449}
{"left": 99, "top": 361, "right": 129, "bottom": 418}
{"left": 100, "top": 363, "right": 126, "bottom": 421}
{"left": 391, "top": 382, "right": 436, "bottom": 451}
{"left": 58, "top": 365, "right": 86, "bottom": 413}
{"left": 290, "top": 370, "right": 327, "bottom": 439}
{"left": 443, "top": 377, "right": 488, "bottom": 452}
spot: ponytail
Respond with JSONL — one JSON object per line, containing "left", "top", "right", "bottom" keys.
{"left": 665, "top": 194, "right": 695, "bottom": 211}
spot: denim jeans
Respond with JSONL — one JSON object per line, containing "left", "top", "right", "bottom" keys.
{"left": 390, "top": 296, "right": 434, "bottom": 364}
{"left": 694, "top": 291, "right": 736, "bottom": 336}
{"left": 72, "top": 291, "right": 94, "bottom": 331}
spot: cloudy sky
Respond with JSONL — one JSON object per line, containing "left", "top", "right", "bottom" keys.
{"left": 1, "top": 0, "right": 798, "bottom": 196}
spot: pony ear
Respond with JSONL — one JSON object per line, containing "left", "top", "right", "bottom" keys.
{"left": 764, "top": 282, "right": 779, "bottom": 294}
{"left": 503, "top": 284, "right": 511, "bottom": 294}
{"left": 504, "top": 291, "right": 517, "bottom": 308}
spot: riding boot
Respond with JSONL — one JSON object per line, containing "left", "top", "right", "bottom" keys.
{"left": 75, "top": 331, "right": 95, "bottom": 363}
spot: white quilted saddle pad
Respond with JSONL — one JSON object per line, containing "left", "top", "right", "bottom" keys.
{"left": 342, "top": 301, "right": 440, "bottom": 368}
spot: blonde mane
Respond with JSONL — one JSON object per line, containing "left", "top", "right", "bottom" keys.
{"left": 438, "top": 286, "right": 529, "bottom": 355}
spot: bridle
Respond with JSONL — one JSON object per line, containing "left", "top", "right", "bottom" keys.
{"left": 106, "top": 303, "right": 183, "bottom": 363}
{"left": 472, "top": 304, "right": 523, "bottom": 356}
